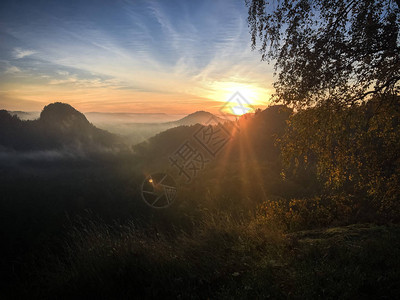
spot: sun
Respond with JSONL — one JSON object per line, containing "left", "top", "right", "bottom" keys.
{"left": 229, "top": 105, "right": 251, "bottom": 115}
{"left": 208, "top": 81, "right": 269, "bottom": 116}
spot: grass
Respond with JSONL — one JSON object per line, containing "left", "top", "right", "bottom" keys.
{"left": 9, "top": 215, "right": 400, "bottom": 299}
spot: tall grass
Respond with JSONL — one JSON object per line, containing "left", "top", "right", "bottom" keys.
{"left": 13, "top": 211, "right": 400, "bottom": 299}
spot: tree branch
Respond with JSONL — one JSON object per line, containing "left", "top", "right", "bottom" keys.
{"left": 353, "top": 76, "right": 400, "bottom": 102}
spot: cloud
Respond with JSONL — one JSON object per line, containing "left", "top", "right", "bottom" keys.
{"left": 57, "top": 70, "right": 70, "bottom": 76}
{"left": 5, "top": 65, "right": 21, "bottom": 74}
{"left": 13, "top": 48, "right": 36, "bottom": 59}
{"left": 0, "top": 0, "right": 275, "bottom": 113}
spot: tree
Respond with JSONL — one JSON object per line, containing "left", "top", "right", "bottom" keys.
{"left": 279, "top": 95, "right": 400, "bottom": 221}
{"left": 246, "top": 0, "right": 400, "bottom": 107}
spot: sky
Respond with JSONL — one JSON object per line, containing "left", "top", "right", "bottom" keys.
{"left": 0, "top": 0, "right": 274, "bottom": 114}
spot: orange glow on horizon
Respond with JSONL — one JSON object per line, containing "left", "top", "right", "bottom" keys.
{"left": 0, "top": 79, "right": 272, "bottom": 115}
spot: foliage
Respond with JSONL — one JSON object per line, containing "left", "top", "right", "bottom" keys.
{"left": 246, "top": 0, "right": 400, "bottom": 106}
{"left": 280, "top": 95, "right": 400, "bottom": 221}
{"left": 8, "top": 217, "right": 400, "bottom": 299}
{"left": 1, "top": 102, "right": 400, "bottom": 297}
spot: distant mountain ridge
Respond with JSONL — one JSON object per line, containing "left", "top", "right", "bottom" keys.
{"left": 0, "top": 102, "right": 122, "bottom": 152}
{"left": 171, "top": 110, "right": 226, "bottom": 126}
{"left": 8, "top": 108, "right": 226, "bottom": 126}
{"left": 119, "top": 110, "right": 229, "bottom": 145}
{"left": 1, "top": 104, "right": 231, "bottom": 150}
{"left": 133, "top": 104, "right": 292, "bottom": 170}
{"left": 8, "top": 110, "right": 40, "bottom": 120}
{"left": 85, "top": 112, "right": 185, "bottom": 125}
{"left": 86, "top": 110, "right": 225, "bottom": 126}
{"left": 84, "top": 110, "right": 228, "bottom": 145}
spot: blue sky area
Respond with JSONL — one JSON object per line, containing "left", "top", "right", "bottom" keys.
{"left": 0, "top": 0, "right": 274, "bottom": 113}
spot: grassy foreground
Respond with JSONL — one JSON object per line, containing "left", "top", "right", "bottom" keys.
{"left": 10, "top": 218, "right": 400, "bottom": 299}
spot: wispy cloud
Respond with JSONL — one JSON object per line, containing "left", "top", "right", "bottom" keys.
{"left": 13, "top": 48, "right": 36, "bottom": 59}
{"left": 5, "top": 65, "right": 21, "bottom": 74}
{"left": 0, "top": 0, "right": 275, "bottom": 113}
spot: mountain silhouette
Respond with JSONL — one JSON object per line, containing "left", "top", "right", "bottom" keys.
{"left": 119, "top": 111, "right": 227, "bottom": 145}
{"left": 172, "top": 111, "right": 225, "bottom": 126}
{"left": 133, "top": 105, "right": 292, "bottom": 165}
{"left": 0, "top": 102, "right": 122, "bottom": 152}
{"left": 40, "top": 102, "right": 89, "bottom": 127}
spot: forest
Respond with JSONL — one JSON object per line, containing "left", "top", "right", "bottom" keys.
{"left": 1, "top": 0, "right": 400, "bottom": 298}
{"left": 1, "top": 95, "right": 399, "bottom": 298}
